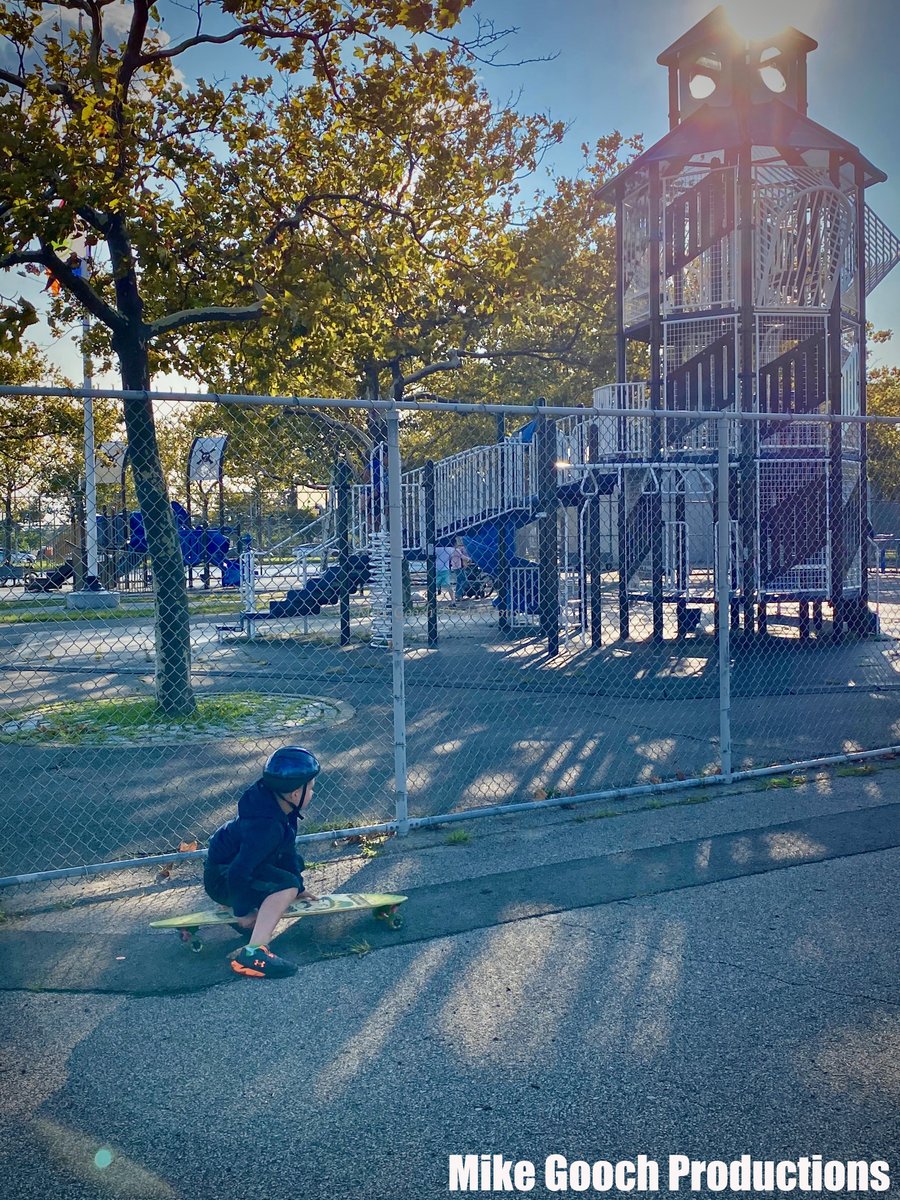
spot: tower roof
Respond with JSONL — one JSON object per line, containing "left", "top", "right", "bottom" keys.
{"left": 596, "top": 98, "right": 886, "bottom": 203}
{"left": 656, "top": 5, "right": 817, "bottom": 67}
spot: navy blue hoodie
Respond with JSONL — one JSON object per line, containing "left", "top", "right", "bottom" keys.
{"left": 207, "top": 780, "right": 304, "bottom": 914}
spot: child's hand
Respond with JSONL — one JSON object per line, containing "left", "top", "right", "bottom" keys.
{"left": 297, "top": 889, "right": 319, "bottom": 902}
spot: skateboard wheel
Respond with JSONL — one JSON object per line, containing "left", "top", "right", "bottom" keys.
{"left": 190, "top": 938, "right": 203, "bottom": 953}
{"left": 389, "top": 916, "right": 404, "bottom": 930}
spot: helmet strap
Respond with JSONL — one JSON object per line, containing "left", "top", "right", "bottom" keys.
{"left": 280, "top": 781, "right": 309, "bottom": 817}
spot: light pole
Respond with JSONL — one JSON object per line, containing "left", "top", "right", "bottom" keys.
{"left": 82, "top": 241, "right": 99, "bottom": 589}
{"left": 66, "top": 239, "right": 117, "bottom": 610}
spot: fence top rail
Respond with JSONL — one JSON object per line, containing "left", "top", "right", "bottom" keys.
{"left": 1, "top": 384, "right": 899, "bottom": 427}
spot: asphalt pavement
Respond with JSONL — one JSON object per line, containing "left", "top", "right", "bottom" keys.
{"left": 0, "top": 761, "right": 898, "bottom": 1200}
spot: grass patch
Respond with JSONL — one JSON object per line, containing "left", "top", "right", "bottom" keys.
{"left": 302, "top": 820, "right": 360, "bottom": 836}
{"left": 0, "top": 595, "right": 243, "bottom": 625}
{"left": 0, "top": 691, "right": 340, "bottom": 745}
{"left": 574, "top": 793, "right": 712, "bottom": 823}
{"left": 444, "top": 829, "right": 471, "bottom": 845}
{"left": 834, "top": 763, "right": 876, "bottom": 777}
{"left": 575, "top": 808, "right": 618, "bottom": 823}
{"left": 648, "top": 794, "right": 713, "bottom": 811}
{"left": 757, "top": 774, "right": 806, "bottom": 790}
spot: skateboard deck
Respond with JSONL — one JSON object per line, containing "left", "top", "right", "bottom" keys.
{"left": 151, "top": 892, "right": 407, "bottom": 951}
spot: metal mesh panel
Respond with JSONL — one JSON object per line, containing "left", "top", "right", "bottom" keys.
{"left": 622, "top": 176, "right": 652, "bottom": 328}
{"left": 753, "top": 166, "right": 853, "bottom": 310}
{"left": 842, "top": 326, "right": 861, "bottom": 454}
{"left": 758, "top": 458, "right": 829, "bottom": 593}
{"left": 2, "top": 397, "right": 900, "bottom": 896}
{"left": 756, "top": 314, "right": 829, "bottom": 450}
{"left": 662, "top": 164, "right": 737, "bottom": 314}
{"left": 864, "top": 205, "right": 900, "bottom": 295}
{"left": 0, "top": 397, "right": 397, "bottom": 883}
{"left": 842, "top": 460, "right": 862, "bottom": 592}
{"left": 663, "top": 316, "right": 738, "bottom": 451}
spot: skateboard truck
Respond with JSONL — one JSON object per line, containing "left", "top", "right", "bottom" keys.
{"left": 373, "top": 903, "right": 404, "bottom": 930}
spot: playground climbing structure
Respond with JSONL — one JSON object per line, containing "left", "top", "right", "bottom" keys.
{"left": 237, "top": 8, "right": 900, "bottom": 647}
{"left": 590, "top": 6, "right": 900, "bottom": 640}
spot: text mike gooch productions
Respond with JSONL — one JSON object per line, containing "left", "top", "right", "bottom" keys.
{"left": 447, "top": 1154, "right": 893, "bottom": 1194}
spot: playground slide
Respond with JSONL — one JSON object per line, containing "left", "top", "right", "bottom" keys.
{"left": 126, "top": 504, "right": 239, "bottom": 584}
{"left": 24, "top": 561, "right": 75, "bottom": 593}
{"left": 269, "top": 554, "right": 370, "bottom": 617}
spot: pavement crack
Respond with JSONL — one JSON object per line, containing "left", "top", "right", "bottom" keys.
{"left": 703, "top": 955, "right": 899, "bottom": 1008}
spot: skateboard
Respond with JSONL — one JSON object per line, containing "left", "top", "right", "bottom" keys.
{"left": 150, "top": 892, "right": 407, "bottom": 952}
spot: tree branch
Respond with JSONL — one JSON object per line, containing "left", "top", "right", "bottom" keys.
{"left": 265, "top": 192, "right": 423, "bottom": 247}
{"left": 0, "top": 68, "right": 25, "bottom": 90}
{"left": 401, "top": 352, "right": 462, "bottom": 387}
{"left": 138, "top": 25, "right": 268, "bottom": 64}
{"left": 395, "top": 328, "right": 583, "bottom": 390}
{"left": 284, "top": 406, "right": 373, "bottom": 457}
{"left": 0, "top": 66, "right": 78, "bottom": 109}
{"left": 115, "top": 0, "right": 150, "bottom": 120}
{"left": 1, "top": 247, "right": 125, "bottom": 332}
{"left": 149, "top": 302, "right": 264, "bottom": 338}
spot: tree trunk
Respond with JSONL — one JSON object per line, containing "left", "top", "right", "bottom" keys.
{"left": 116, "top": 336, "right": 196, "bottom": 716}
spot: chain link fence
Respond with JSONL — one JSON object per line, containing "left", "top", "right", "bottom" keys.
{"left": 0, "top": 390, "right": 898, "bottom": 891}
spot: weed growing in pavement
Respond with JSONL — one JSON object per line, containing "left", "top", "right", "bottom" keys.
{"left": 759, "top": 775, "right": 806, "bottom": 790}
{"left": 444, "top": 829, "right": 471, "bottom": 845}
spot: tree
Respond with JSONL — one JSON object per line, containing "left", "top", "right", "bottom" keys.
{"left": 0, "top": 0, "right": 507, "bottom": 714}
{"left": 867, "top": 359, "right": 900, "bottom": 501}
{"left": 0, "top": 342, "right": 117, "bottom": 560}
{"left": 192, "top": 125, "right": 636, "bottom": 474}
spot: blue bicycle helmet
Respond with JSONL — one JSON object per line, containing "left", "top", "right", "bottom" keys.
{"left": 262, "top": 746, "right": 321, "bottom": 800}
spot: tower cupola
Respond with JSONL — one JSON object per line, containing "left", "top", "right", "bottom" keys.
{"left": 658, "top": 5, "right": 817, "bottom": 129}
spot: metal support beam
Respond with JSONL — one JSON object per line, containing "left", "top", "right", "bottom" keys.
{"left": 386, "top": 407, "right": 409, "bottom": 835}
{"left": 587, "top": 423, "right": 603, "bottom": 648}
{"left": 649, "top": 161, "right": 665, "bottom": 644}
{"left": 424, "top": 461, "right": 438, "bottom": 647}
{"left": 717, "top": 419, "right": 732, "bottom": 777}
{"left": 335, "top": 461, "right": 352, "bottom": 646}
{"left": 536, "top": 413, "right": 560, "bottom": 657}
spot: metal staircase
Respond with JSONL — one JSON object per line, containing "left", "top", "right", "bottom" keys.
{"left": 348, "top": 437, "right": 539, "bottom": 554}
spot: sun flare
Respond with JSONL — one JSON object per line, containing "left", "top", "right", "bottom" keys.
{"left": 721, "top": 0, "right": 827, "bottom": 40}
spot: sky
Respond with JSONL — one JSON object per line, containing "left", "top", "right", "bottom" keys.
{"left": 14, "top": 0, "right": 900, "bottom": 384}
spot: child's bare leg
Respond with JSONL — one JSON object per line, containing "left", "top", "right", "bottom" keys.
{"left": 249, "top": 887, "right": 299, "bottom": 946}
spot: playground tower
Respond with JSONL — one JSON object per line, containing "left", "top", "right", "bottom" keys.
{"left": 596, "top": 6, "right": 900, "bottom": 640}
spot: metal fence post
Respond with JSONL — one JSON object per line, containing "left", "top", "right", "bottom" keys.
{"left": 335, "top": 461, "right": 351, "bottom": 646}
{"left": 537, "top": 410, "right": 560, "bottom": 657}
{"left": 717, "top": 417, "right": 733, "bottom": 778}
{"left": 424, "top": 460, "right": 438, "bottom": 647}
{"left": 386, "top": 405, "right": 410, "bottom": 834}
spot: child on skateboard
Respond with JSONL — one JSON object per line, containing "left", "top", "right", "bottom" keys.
{"left": 204, "top": 746, "right": 321, "bottom": 979}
